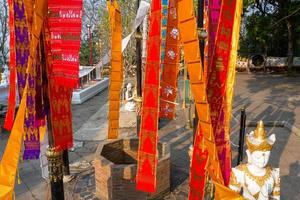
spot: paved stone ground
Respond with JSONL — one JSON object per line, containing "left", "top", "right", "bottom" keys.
{"left": 0, "top": 73, "right": 300, "bottom": 199}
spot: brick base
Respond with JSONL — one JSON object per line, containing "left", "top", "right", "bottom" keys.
{"left": 94, "top": 138, "right": 170, "bottom": 200}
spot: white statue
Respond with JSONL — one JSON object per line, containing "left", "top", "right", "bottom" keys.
{"left": 124, "top": 83, "right": 136, "bottom": 112}
{"left": 229, "top": 121, "right": 280, "bottom": 200}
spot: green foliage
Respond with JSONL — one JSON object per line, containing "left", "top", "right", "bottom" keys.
{"left": 79, "top": 0, "right": 137, "bottom": 68}
{"left": 240, "top": 0, "right": 300, "bottom": 57}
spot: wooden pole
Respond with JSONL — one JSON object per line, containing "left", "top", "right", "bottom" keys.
{"left": 237, "top": 108, "right": 246, "bottom": 165}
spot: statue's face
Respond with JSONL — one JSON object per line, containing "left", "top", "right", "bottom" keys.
{"left": 127, "top": 84, "right": 132, "bottom": 90}
{"left": 248, "top": 150, "right": 271, "bottom": 169}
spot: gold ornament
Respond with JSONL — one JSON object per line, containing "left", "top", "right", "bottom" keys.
{"left": 246, "top": 121, "right": 274, "bottom": 153}
{"left": 254, "top": 121, "right": 266, "bottom": 141}
{"left": 242, "top": 164, "right": 272, "bottom": 188}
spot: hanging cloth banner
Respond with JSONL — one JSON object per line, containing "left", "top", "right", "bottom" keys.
{"left": 44, "top": 20, "right": 74, "bottom": 151}
{"left": 0, "top": 85, "right": 27, "bottom": 200}
{"left": 206, "top": 0, "right": 238, "bottom": 186}
{"left": 136, "top": 0, "right": 162, "bottom": 193}
{"left": 4, "top": 0, "right": 17, "bottom": 130}
{"left": 24, "top": 0, "right": 34, "bottom": 32}
{"left": 160, "top": 0, "right": 169, "bottom": 69}
{"left": 177, "top": 0, "right": 224, "bottom": 199}
{"left": 16, "top": 0, "right": 31, "bottom": 100}
{"left": 0, "top": 0, "right": 48, "bottom": 198}
{"left": 159, "top": 0, "right": 180, "bottom": 119}
{"left": 47, "top": 0, "right": 83, "bottom": 88}
{"left": 206, "top": 0, "right": 222, "bottom": 81}
{"left": 107, "top": 1, "right": 123, "bottom": 139}
{"left": 23, "top": 46, "right": 42, "bottom": 160}
{"left": 223, "top": 0, "right": 243, "bottom": 185}
{"left": 20, "top": 1, "right": 40, "bottom": 160}
{"left": 45, "top": 0, "right": 83, "bottom": 149}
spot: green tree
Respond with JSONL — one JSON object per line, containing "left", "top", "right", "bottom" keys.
{"left": 241, "top": 0, "right": 300, "bottom": 70}
{"left": 80, "top": 0, "right": 138, "bottom": 75}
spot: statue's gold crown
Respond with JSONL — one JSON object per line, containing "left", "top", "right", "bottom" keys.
{"left": 246, "top": 121, "right": 274, "bottom": 152}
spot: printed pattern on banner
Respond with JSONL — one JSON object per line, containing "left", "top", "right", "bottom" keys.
{"left": 223, "top": 0, "right": 243, "bottom": 186}
{"left": 0, "top": 0, "right": 48, "bottom": 197}
{"left": 24, "top": 0, "right": 34, "bottom": 32}
{"left": 107, "top": 1, "right": 123, "bottom": 139}
{"left": 10, "top": 0, "right": 41, "bottom": 160}
{"left": 207, "top": 0, "right": 221, "bottom": 79}
{"left": 47, "top": 0, "right": 83, "bottom": 88}
{"left": 206, "top": 0, "right": 237, "bottom": 186}
{"left": 159, "top": 0, "right": 180, "bottom": 119}
{"left": 44, "top": 21, "right": 74, "bottom": 151}
{"left": 23, "top": 47, "right": 40, "bottom": 160}
{"left": 136, "top": 0, "right": 162, "bottom": 193}
{"left": 177, "top": 0, "right": 224, "bottom": 199}
{"left": 4, "top": 0, "right": 17, "bottom": 130}
{"left": 14, "top": 0, "right": 30, "bottom": 101}
{"left": 160, "top": 0, "right": 168, "bottom": 69}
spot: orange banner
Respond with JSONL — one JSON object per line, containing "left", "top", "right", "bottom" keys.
{"left": 177, "top": 0, "right": 224, "bottom": 198}
{"left": 107, "top": 1, "right": 123, "bottom": 139}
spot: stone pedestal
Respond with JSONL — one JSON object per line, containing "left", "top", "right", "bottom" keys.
{"left": 94, "top": 138, "right": 170, "bottom": 200}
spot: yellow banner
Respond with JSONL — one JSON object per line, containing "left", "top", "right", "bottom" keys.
{"left": 107, "top": 1, "right": 123, "bottom": 139}
{"left": 0, "top": 86, "right": 27, "bottom": 200}
{"left": 214, "top": 181, "right": 244, "bottom": 200}
{"left": 225, "top": 0, "right": 243, "bottom": 146}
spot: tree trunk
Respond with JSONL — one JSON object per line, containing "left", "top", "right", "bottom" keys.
{"left": 286, "top": 19, "right": 294, "bottom": 72}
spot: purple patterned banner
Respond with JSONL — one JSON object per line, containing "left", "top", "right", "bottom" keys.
{"left": 14, "top": 0, "right": 40, "bottom": 160}
{"left": 14, "top": 0, "right": 29, "bottom": 99}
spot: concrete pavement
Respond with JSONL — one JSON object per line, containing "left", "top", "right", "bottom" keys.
{"left": 0, "top": 73, "right": 299, "bottom": 199}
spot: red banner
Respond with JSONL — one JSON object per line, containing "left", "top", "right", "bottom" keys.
{"left": 189, "top": 132, "right": 208, "bottom": 200}
{"left": 207, "top": 0, "right": 237, "bottom": 185}
{"left": 4, "top": 0, "right": 17, "bottom": 130}
{"left": 159, "top": 0, "right": 180, "bottom": 119}
{"left": 47, "top": 0, "right": 83, "bottom": 88}
{"left": 44, "top": 20, "right": 74, "bottom": 150}
{"left": 136, "top": 0, "right": 161, "bottom": 193}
